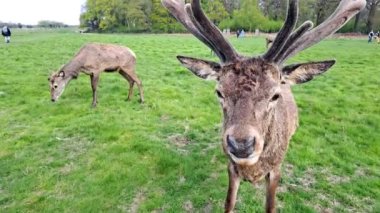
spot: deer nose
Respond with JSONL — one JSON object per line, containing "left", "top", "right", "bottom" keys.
{"left": 51, "top": 99, "right": 56, "bottom": 102}
{"left": 227, "top": 135, "right": 255, "bottom": 158}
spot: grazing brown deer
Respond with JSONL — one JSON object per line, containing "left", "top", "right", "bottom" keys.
{"left": 48, "top": 43, "right": 144, "bottom": 107}
{"left": 162, "top": 0, "right": 365, "bottom": 212}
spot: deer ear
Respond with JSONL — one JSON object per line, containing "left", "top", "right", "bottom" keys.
{"left": 177, "top": 56, "right": 221, "bottom": 80}
{"left": 58, "top": 71, "right": 65, "bottom": 78}
{"left": 281, "top": 60, "right": 336, "bottom": 85}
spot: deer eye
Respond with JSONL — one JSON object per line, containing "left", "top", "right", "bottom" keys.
{"left": 216, "top": 90, "right": 224, "bottom": 99}
{"left": 270, "top": 94, "right": 280, "bottom": 102}
{"left": 54, "top": 85, "right": 58, "bottom": 89}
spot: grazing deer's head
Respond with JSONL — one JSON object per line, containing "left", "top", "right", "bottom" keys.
{"left": 163, "top": 0, "right": 365, "bottom": 166}
{"left": 48, "top": 70, "right": 70, "bottom": 102}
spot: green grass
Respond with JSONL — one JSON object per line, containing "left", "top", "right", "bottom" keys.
{"left": 0, "top": 29, "right": 379, "bottom": 212}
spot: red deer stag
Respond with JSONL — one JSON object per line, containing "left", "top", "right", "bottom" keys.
{"left": 48, "top": 43, "right": 144, "bottom": 107}
{"left": 162, "top": 0, "right": 365, "bottom": 212}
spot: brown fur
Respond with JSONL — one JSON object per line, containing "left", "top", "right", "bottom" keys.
{"left": 163, "top": 0, "right": 365, "bottom": 212}
{"left": 177, "top": 50, "right": 333, "bottom": 213}
{"left": 218, "top": 58, "right": 298, "bottom": 213}
{"left": 48, "top": 43, "right": 144, "bottom": 106}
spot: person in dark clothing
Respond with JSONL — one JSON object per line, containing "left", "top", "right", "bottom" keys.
{"left": 2, "top": 26, "right": 11, "bottom": 43}
{"left": 236, "top": 29, "right": 241, "bottom": 38}
{"left": 368, "top": 30, "right": 374, "bottom": 43}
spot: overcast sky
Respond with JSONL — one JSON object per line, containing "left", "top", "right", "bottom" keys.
{"left": 0, "top": 0, "right": 87, "bottom": 25}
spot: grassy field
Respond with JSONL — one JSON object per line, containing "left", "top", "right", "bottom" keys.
{"left": 0, "top": 29, "right": 379, "bottom": 212}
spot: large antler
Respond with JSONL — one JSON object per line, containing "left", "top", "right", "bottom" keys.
{"left": 263, "top": 0, "right": 299, "bottom": 61}
{"left": 162, "top": 0, "right": 240, "bottom": 64}
{"left": 267, "top": 0, "right": 366, "bottom": 64}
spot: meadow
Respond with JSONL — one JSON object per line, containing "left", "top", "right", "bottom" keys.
{"left": 0, "top": 29, "right": 379, "bottom": 212}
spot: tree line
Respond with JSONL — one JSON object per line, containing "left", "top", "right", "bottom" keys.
{"left": 79, "top": 0, "right": 379, "bottom": 33}
{"left": 0, "top": 21, "right": 69, "bottom": 29}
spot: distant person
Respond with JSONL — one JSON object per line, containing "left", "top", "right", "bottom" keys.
{"left": 236, "top": 29, "right": 241, "bottom": 38}
{"left": 368, "top": 30, "right": 374, "bottom": 43}
{"left": 240, "top": 29, "right": 245, "bottom": 38}
{"left": 2, "top": 26, "right": 11, "bottom": 43}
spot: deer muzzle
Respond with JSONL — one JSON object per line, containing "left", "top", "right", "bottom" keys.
{"left": 224, "top": 126, "right": 264, "bottom": 165}
{"left": 227, "top": 135, "right": 255, "bottom": 158}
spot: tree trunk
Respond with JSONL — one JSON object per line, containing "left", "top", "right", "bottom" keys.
{"left": 366, "top": 0, "right": 379, "bottom": 32}
{"left": 354, "top": 12, "right": 361, "bottom": 32}
{"left": 315, "top": 0, "right": 327, "bottom": 25}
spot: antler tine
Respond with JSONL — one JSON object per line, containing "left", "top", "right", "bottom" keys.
{"left": 191, "top": 0, "right": 240, "bottom": 63}
{"left": 184, "top": 4, "right": 226, "bottom": 61}
{"left": 277, "top": 0, "right": 366, "bottom": 64}
{"left": 272, "top": 21, "right": 313, "bottom": 63}
{"left": 161, "top": 0, "right": 215, "bottom": 54}
{"left": 263, "top": 0, "right": 298, "bottom": 61}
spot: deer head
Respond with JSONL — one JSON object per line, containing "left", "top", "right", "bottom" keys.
{"left": 163, "top": 0, "right": 365, "bottom": 166}
{"left": 48, "top": 70, "right": 70, "bottom": 102}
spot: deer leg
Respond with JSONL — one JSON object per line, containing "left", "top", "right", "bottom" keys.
{"left": 90, "top": 74, "right": 99, "bottom": 107}
{"left": 122, "top": 67, "right": 144, "bottom": 103}
{"left": 126, "top": 80, "right": 134, "bottom": 101}
{"left": 119, "top": 70, "right": 134, "bottom": 101}
{"left": 265, "top": 168, "right": 281, "bottom": 213}
{"left": 225, "top": 162, "right": 240, "bottom": 213}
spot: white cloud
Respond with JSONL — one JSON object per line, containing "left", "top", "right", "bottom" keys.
{"left": 0, "top": 0, "right": 87, "bottom": 25}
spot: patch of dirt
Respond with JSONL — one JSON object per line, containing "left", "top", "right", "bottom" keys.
{"left": 297, "top": 168, "right": 316, "bottom": 190}
{"left": 200, "top": 142, "right": 219, "bottom": 155}
{"left": 252, "top": 182, "right": 266, "bottom": 199}
{"left": 59, "top": 162, "right": 76, "bottom": 175}
{"left": 345, "top": 195, "right": 375, "bottom": 213}
{"left": 183, "top": 200, "right": 194, "bottom": 212}
{"left": 325, "top": 174, "right": 350, "bottom": 184}
{"left": 314, "top": 205, "right": 333, "bottom": 213}
{"left": 319, "top": 168, "right": 350, "bottom": 184}
{"left": 160, "top": 114, "right": 170, "bottom": 122}
{"left": 203, "top": 201, "right": 213, "bottom": 213}
{"left": 151, "top": 207, "right": 166, "bottom": 213}
{"left": 309, "top": 193, "right": 341, "bottom": 213}
{"left": 210, "top": 172, "right": 219, "bottom": 180}
{"left": 283, "top": 163, "right": 294, "bottom": 177}
{"left": 128, "top": 191, "right": 146, "bottom": 213}
{"left": 179, "top": 176, "right": 186, "bottom": 184}
{"left": 168, "top": 134, "right": 191, "bottom": 148}
{"left": 309, "top": 190, "right": 375, "bottom": 213}
{"left": 56, "top": 136, "right": 93, "bottom": 160}
{"left": 354, "top": 168, "right": 367, "bottom": 177}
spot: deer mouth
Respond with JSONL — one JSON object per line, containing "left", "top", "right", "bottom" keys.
{"left": 228, "top": 151, "right": 260, "bottom": 166}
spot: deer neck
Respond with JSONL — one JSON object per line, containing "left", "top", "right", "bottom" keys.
{"left": 62, "top": 59, "right": 84, "bottom": 79}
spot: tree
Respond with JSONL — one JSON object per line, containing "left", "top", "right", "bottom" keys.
{"left": 205, "top": 0, "right": 229, "bottom": 25}
{"left": 223, "top": 0, "right": 241, "bottom": 14}
{"left": 260, "top": 0, "right": 286, "bottom": 21}
{"left": 150, "top": 0, "right": 185, "bottom": 33}
{"left": 38, "top": 20, "right": 67, "bottom": 28}
{"left": 315, "top": 0, "right": 339, "bottom": 25}
{"left": 220, "top": 0, "right": 282, "bottom": 32}
{"left": 366, "top": 0, "right": 380, "bottom": 32}
{"left": 81, "top": 0, "right": 152, "bottom": 32}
